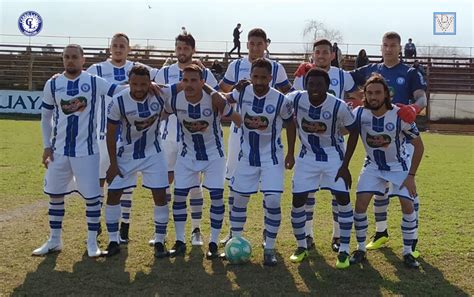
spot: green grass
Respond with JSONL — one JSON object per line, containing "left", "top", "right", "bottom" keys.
{"left": 1, "top": 119, "right": 473, "bottom": 296}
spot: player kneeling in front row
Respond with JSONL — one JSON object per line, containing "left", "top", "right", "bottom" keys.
{"left": 287, "top": 68, "right": 358, "bottom": 269}
{"left": 162, "top": 64, "right": 241, "bottom": 259}
{"left": 340, "top": 74, "right": 424, "bottom": 268}
{"left": 104, "top": 65, "right": 170, "bottom": 258}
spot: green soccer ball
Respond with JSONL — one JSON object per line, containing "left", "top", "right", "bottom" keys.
{"left": 224, "top": 236, "right": 252, "bottom": 264}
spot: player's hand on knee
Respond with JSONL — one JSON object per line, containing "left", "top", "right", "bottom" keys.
{"left": 106, "top": 164, "right": 123, "bottom": 184}
{"left": 335, "top": 166, "right": 352, "bottom": 190}
{"left": 285, "top": 154, "right": 295, "bottom": 170}
{"left": 401, "top": 175, "right": 417, "bottom": 197}
{"left": 42, "top": 148, "right": 54, "bottom": 168}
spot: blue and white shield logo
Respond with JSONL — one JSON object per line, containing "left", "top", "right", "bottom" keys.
{"left": 203, "top": 108, "right": 213, "bottom": 117}
{"left": 331, "top": 78, "right": 338, "bottom": 86}
{"left": 18, "top": 11, "right": 43, "bottom": 36}
{"left": 150, "top": 102, "right": 160, "bottom": 111}
{"left": 265, "top": 104, "right": 275, "bottom": 114}
{"left": 323, "top": 111, "right": 332, "bottom": 119}
{"left": 396, "top": 77, "right": 405, "bottom": 85}
{"left": 81, "top": 83, "right": 91, "bottom": 92}
{"left": 385, "top": 122, "right": 395, "bottom": 131}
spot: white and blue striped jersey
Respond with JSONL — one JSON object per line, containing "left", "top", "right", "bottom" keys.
{"left": 231, "top": 85, "right": 293, "bottom": 166}
{"left": 288, "top": 91, "right": 356, "bottom": 161}
{"left": 353, "top": 105, "right": 420, "bottom": 171}
{"left": 86, "top": 60, "right": 153, "bottom": 140}
{"left": 153, "top": 63, "right": 218, "bottom": 144}
{"left": 41, "top": 71, "right": 118, "bottom": 157}
{"left": 162, "top": 85, "right": 233, "bottom": 161}
{"left": 293, "top": 66, "right": 356, "bottom": 99}
{"left": 107, "top": 89, "right": 165, "bottom": 160}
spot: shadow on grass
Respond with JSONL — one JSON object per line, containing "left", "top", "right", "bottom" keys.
{"left": 380, "top": 248, "right": 470, "bottom": 296}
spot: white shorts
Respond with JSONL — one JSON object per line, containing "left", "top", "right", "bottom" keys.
{"left": 44, "top": 153, "right": 100, "bottom": 199}
{"left": 108, "top": 153, "right": 169, "bottom": 191}
{"left": 98, "top": 139, "right": 110, "bottom": 179}
{"left": 230, "top": 159, "right": 285, "bottom": 195}
{"left": 174, "top": 156, "right": 226, "bottom": 190}
{"left": 225, "top": 123, "right": 240, "bottom": 180}
{"left": 292, "top": 156, "right": 348, "bottom": 194}
{"left": 163, "top": 139, "right": 179, "bottom": 172}
{"left": 356, "top": 166, "right": 413, "bottom": 201}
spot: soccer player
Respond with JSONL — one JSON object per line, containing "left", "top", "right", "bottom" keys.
{"left": 103, "top": 65, "right": 170, "bottom": 258}
{"left": 87, "top": 33, "right": 152, "bottom": 244}
{"left": 292, "top": 39, "right": 358, "bottom": 252}
{"left": 162, "top": 64, "right": 241, "bottom": 258}
{"left": 33, "top": 44, "right": 122, "bottom": 258}
{"left": 338, "top": 74, "right": 424, "bottom": 268}
{"left": 219, "top": 28, "right": 292, "bottom": 245}
{"left": 350, "top": 32, "right": 427, "bottom": 253}
{"left": 286, "top": 68, "right": 358, "bottom": 268}
{"left": 226, "top": 58, "right": 296, "bottom": 266}
{"left": 150, "top": 33, "right": 219, "bottom": 247}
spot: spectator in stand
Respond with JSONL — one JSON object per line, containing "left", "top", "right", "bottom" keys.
{"left": 211, "top": 59, "right": 224, "bottom": 80}
{"left": 228, "top": 23, "right": 243, "bottom": 58}
{"left": 355, "top": 49, "right": 369, "bottom": 68}
{"left": 331, "top": 42, "right": 342, "bottom": 67}
{"left": 404, "top": 38, "right": 417, "bottom": 58}
{"left": 413, "top": 60, "right": 425, "bottom": 77}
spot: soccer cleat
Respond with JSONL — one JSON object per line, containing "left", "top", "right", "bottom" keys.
{"left": 104, "top": 241, "right": 120, "bottom": 257}
{"left": 349, "top": 250, "right": 367, "bottom": 265}
{"left": 263, "top": 249, "right": 277, "bottom": 266}
{"left": 154, "top": 242, "right": 169, "bottom": 258}
{"left": 366, "top": 230, "right": 389, "bottom": 250}
{"left": 206, "top": 242, "right": 220, "bottom": 259}
{"left": 219, "top": 231, "right": 232, "bottom": 246}
{"left": 331, "top": 237, "right": 340, "bottom": 253}
{"left": 169, "top": 240, "right": 186, "bottom": 257}
{"left": 191, "top": 228, "right": 204, "bottom": 246}
{"left": 149, "top": 237, "right": 167, "bottom": 246}
{"left": 289, "top": 247, "right": 308, "bottom": 263}
{"left": 119, "top": 222, "right": 130, "bottom": 244}
{"left": 306, "top": 236, "right": 315, "bottom": 250}
{"left": 336, "top": 251, "right": 350, "bottom": 269}
{"left": 87, "top": 240, "right": 102, "bottom": 258}
{"left": 32, "top": 239, "right": 63, "bottom": 256}
{"left": 403, "top": 253, "right": 420, "bottom": 269}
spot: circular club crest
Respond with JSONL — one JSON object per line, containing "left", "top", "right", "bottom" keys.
{"left": 80, "top": 83, "right": 91, "bottom": 92}
{"left": 203, "top": 108, "right": 213, "bottom": 117}
{"left": 323, "top": 111, "right": 332, "bottom": 119}
{"left": 385, "top": 122, "right": 395, "bottom": 131}
{"left": 265, "top": 104, "right": 275, "bottom": 114}
{"left": 150, "top": 102, "right": 160, "bottom": 111}
{"left": 396, "top": 77, "right": 406, "bottom": 85}
{"left": 18, "top": 11, "right": 43, "bottom": 36}
{"left": 330, "top": 78, "right": 338, "bottom": 86}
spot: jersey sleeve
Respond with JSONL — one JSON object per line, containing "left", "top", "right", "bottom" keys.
{"left": 204, "top": 69, "right": 219, "bottom": 89}
{"left": 86, "top": 64, "right": 98, "bottom": 76}
{"left": 292, "top": 76, "right": 304, "bottom": 91}
{"left": 343, "top": 70, "right": 357, "bottom": 92}
{"left": 350, "top": 64, "right": 371, "bottom": 87}
{"left": 95, "top": 76, "right": 118, "bottom": 97}
{"left": 41, "top": 79, "right": 55, "bottom": 109}
{"left": 107, "top": 97, "right": 121, "bottom": 124}
{"left": 351, "top": 106, "right": 364, "bottom": 132}
{"left": 153, "top": 68, "right": 166, "bottom": 84}
{"left": 223, "top": 100, "right": 234, "bottom": 117}
{"left": 230, "top": 88, "right": 240, "bottom": 105}
{"left": 274, "top": 62, "right": 290, "bottom": 89}
{"left": 339, "top": 101, "right": 357, "bottom": 131}
{"left": 401, "top": 120, "right": 420, "bottom": 140}
{"left": 222, "top": 61, "right": 237, "bottom": 85}
{"left": 407, "top": 67, "right": 427, "bottom": 95}
{"left": 280, "top": 95, "right": 294, "bottom": 120}
{"left": 160, "top": 85, "right": 175, "bottom": 114}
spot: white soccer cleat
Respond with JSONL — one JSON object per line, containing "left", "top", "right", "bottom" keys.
{"left": 32, "top": 239, "right": 63, "bottom": 256}
{"left": 87, "top": 240, "right": 102, "bottom": 258}
{"left": 191, "top": 228, "right": 204, "bottom": 246}
{"left": 148, "top": 238, "right": 156, "bottom": 246}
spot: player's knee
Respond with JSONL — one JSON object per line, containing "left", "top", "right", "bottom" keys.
{"left": 399, "top": 198, "right": 414, "bottom": 214}
{"left": 292, "top": 193, "right": 307, "bottom": 208}
{"left": 107, "top": 190, "right": 123, "bottom": 205}
{"left": 264, "top": 193, "right": 281, "bottom": 209}
{"left": 152, "top": 189, "right": 167, "bottom": 206}
{"left": 334, "top": 192, "right": 350, "bottom": 206}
